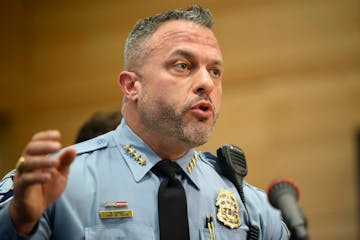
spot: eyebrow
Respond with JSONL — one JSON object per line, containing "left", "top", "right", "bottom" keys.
{"left": 168, "top": 49, "right": 224, "bottom": 68}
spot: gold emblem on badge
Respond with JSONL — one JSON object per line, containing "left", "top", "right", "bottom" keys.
{"left": 215, "top": 189, "right": 241, "bottom": 229}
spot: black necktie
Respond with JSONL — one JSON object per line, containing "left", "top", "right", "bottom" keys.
{"left": 152, "top": 160, "right": 190, "bottom": 240}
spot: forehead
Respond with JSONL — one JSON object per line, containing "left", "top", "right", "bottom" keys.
{"left": 147, "top": 20, "right": 222, "bottom": 60}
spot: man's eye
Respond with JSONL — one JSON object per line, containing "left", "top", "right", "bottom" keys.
{"left": 210, "top": 68, "right": 221, "bottom": 77}
{"left": 174, "top": 62, "right": 189, "bottom": 70}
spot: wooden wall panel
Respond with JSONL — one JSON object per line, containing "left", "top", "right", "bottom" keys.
{"left": 205, "top": 72, "right": 360, "bottom": 239}
{"left": 0, "top": 0, "right": 359, "bottom": 239}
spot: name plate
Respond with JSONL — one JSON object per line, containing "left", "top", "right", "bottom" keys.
{"left": 99, "top": 209, "right": 133, "bottom": 219}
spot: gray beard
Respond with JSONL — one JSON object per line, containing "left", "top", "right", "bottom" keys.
{"left": 138, "top": 95, "right": 217, "bottom": 148}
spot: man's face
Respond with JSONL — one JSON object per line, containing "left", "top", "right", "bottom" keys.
{"left": 135, "top": 20, "right": 223, "bottom": 148}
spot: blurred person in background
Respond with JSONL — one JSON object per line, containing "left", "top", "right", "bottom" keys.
{"left": 75, "top": 110, "right": 122, "bottom": 143}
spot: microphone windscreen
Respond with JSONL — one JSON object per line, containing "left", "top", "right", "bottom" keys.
{"left": 267, "top": 178, "right": 300, "bottom": 208}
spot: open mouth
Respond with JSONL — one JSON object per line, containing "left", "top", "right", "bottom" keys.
{"left": 192, "top": 101, "right": 212, "bottom": 111}
{"left": 199, "top": 105, "right": 210, "bottom": 111}
{"left": 190, "top": 101, "right": 214, "bottom": 119}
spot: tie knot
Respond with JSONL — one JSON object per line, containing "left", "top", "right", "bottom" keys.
{"left": 152, "top": 160, "right": 181, "bottom": 179}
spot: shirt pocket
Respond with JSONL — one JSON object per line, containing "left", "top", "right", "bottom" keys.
{"left": 200, "top": 227, "right": 248, "bottom": 240}
{"left": 85, "top": 222, "right": 155, "bottom": 240}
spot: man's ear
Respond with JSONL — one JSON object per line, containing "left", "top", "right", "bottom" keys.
{"left": 118, "top": 71, "right": 139, "bottom": 101}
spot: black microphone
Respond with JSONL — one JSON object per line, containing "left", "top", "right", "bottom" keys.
{"left": 267, "top": 178, "right": 309, "bottom": 240}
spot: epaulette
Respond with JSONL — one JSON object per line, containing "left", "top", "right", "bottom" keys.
{"left": 200, "top": 151, "right": 217, "bottom": 164}
{"left": 198, "top": 151, "right": 223, "bottom": 175}
{"left": 0, "top": 169, "right": 16, "bottom": 206}
{"left": 72, "top": 133, "right": 111, "bottom": 156}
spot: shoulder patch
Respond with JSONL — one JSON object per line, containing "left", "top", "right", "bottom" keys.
{"left": 0, "top": 169, "right": 16, "bottom": 206}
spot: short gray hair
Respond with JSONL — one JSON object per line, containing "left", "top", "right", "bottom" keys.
{"left": 124, "top": 5, "right": 214, "bottom": 70}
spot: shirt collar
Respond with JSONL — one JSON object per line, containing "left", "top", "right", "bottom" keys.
{"left": 112, "top": 119, "right": 201, "bottom": 189}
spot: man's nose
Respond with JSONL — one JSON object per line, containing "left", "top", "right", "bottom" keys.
{"left": 194, "top": 68, "right": 215, "bottom": 95}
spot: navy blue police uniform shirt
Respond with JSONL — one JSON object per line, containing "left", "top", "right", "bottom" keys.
{"left": 0, "top": 119, "right": 289, "bottom": 239}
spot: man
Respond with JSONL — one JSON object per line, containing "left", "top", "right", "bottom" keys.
{"left": 0, "top": 6, "right": 289, "bottom": 239}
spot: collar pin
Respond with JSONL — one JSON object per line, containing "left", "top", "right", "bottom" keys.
{"left": 123, "top": 144, "right": 147, "bottom": 166}
{"left": 187, "top": 153, "right": 198, "bottom": 174}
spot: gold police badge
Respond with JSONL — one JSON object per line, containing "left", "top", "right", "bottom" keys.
{"left": 215, "top": 189, "right": 241, "bottom": 229}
